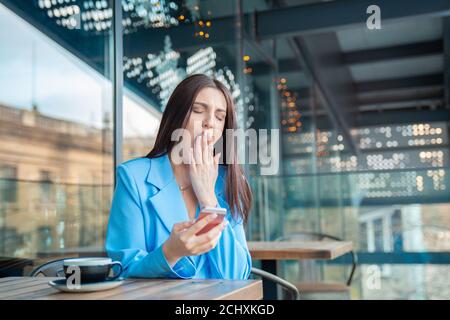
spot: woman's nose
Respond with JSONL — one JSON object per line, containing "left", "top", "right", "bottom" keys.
{"left": 203, "top": 114, "right": 214, "bottom": 129}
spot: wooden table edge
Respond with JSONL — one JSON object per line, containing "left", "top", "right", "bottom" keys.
{"left": 0, "top": 277, "right": 264, "bottom": 301}
{"left": 248, "top": 241, "right": 353, "bottom": 260}
{"left": 213, "top": 280, "right": 263, "bottom": 300}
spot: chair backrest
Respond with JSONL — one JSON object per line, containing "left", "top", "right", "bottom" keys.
{"left": 276, "top": 232, "right": 358, "bottom": 286}
{"left": 0, "top": 257, "right": 34, "bottom": 277}
{"left": 251, "top": 267, "right": 300, "bottom": 300}
{"left": 29, "top": 258, "right": 75, "bottom": 277}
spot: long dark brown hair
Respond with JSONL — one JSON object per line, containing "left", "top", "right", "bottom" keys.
{"left": 146, "top": 74, "right": 253, "bottom": 224}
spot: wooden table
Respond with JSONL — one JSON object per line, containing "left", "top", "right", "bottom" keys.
{"left": 0, "top": 277, "right": 263, "bottom": 300}
{"left": 248, "top": 241, "right": 353, "bottom": 299}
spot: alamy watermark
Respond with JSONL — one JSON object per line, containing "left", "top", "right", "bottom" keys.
{"left": 365, "top": 265, "right": 381, "bottom": 290}
{"left": 169, "top": 121, "right": 280, "bottom": 176}
{"left": 367, "top": 5, "right": 381, "bottom": 30}
{"left": 65, "top": 265, "right": 81, "bottom": 290}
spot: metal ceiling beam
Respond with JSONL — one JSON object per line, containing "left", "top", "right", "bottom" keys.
{"left": 293, "top": 74, "right": 444, "bottom": 97}
{"left": 355, "top": 74, "right": 444, "bottom": 92}
{"left": 342, "top": 40, "right": 443, "bottom": 65}
{"left": 300, "top": 109, "right": 450, "bottom": 129}
{"left": 444, "top": 18, "right": 450, "bottom": 108}
{"left": 257, "top": 0, "right": 450, "bottom": 38}
{"left": 358, "top": 90, "right": 444, "bottom": 106}
{"left": 358, "top": 98, "right": 444, "bottom": 112}
{"left": 250, "top": 39, "right": 444, "bottom": 76}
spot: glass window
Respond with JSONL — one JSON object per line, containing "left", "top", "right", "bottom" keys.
{"left": 0, "top": 165, "right": 17, "bottom": 203}
{"left": 0, "top": 1, "right": 114, "bottom": 258}
{"left": 391, "top": 210, "right": 403, "bottom": 252}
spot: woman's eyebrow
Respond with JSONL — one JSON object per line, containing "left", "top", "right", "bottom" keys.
{"left": 193, "top": 102, "right": 208, "bottom": 108}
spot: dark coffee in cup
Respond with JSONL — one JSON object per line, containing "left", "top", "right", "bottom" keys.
{"left": 62, "top": 257, "right": 122, "bottom": 284}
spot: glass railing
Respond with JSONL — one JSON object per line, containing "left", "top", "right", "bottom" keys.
{"left": 248, "top": 167, "right": 450, "bottom": 299}
{"left": 262, "top": 167, "right": 450, "bottom": 207}
{"left": 248, "top": 167, "right": 450, "bottom": 252}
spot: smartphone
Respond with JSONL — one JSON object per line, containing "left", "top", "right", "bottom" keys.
{"left": 195, "top": 207, "right": 227, "bottom": 235}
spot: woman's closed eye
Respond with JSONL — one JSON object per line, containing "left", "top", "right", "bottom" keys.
{"left": 193, "top": 108, "right": 225, "bottom": 121}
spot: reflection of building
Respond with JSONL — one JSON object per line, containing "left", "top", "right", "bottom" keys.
{"left": 359, "top": 206, "right": 423, "bottom": 254}
{"left": 0, "top": 103, "right": 153, "bottom": 258}
{"left": 123, "top": 136, "right": 156, "bottom": 160}
{"left": 359, "top": 205, "right": 424, "bottom": 299}
{"left": 0, "top": 103, "right": 113, "bottom": 185}
{"left": 358, "top": 204, "right": 450, "bottom": 299}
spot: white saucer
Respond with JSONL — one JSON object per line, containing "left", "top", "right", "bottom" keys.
{"left": 48, "top": 279, "right": 124, "bottom": 293}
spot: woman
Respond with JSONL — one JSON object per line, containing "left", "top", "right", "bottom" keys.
{"left": 105, "top": 74, "right": 253, "bottom": 280}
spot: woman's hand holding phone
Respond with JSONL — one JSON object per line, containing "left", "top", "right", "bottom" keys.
{"left": 195, "top": 207, "right": 227, "bottom": 235}
{"left": 162, "top": 212, "right": 228, "bottom": 267}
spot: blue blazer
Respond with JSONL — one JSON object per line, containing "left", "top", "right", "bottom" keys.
{"left": 105, "top": 154, "right": 252, "bottom": 280}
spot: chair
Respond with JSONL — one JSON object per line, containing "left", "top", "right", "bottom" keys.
{"left": 31, "top": 250, "right": 107, "bottom": 276}
{"left": 0, "top": 257, "right": 34, "bottom": 277}
{"left": 29, "top": 257, "right": 75, "bottom": 277}
{"left": 276, "top": 232, "right": 357, "bottom": 300}
{"left": 250, "top": 267, "right": 300, "bottom": 300}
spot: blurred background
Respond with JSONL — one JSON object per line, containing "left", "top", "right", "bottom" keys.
{"left": 0, "top": 0, "right": 449, "bottom": 299}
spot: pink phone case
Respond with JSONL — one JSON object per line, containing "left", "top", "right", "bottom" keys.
{"left": 195, "top": 208, "right": 226, "bottom": 235}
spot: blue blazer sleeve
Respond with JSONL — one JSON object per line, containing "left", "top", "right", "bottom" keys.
{"left": 205, "top": 197, "right": 252, "bottom": 280}
{"left": 105, "top": 164, "right": 196, "bottom": 279}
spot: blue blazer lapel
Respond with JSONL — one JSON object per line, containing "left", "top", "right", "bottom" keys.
{"left": 146, "top": 155, "right": 228, "bottom": 234}
{"left": 146, "top": 155, "right": 190, "bottom": 233}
